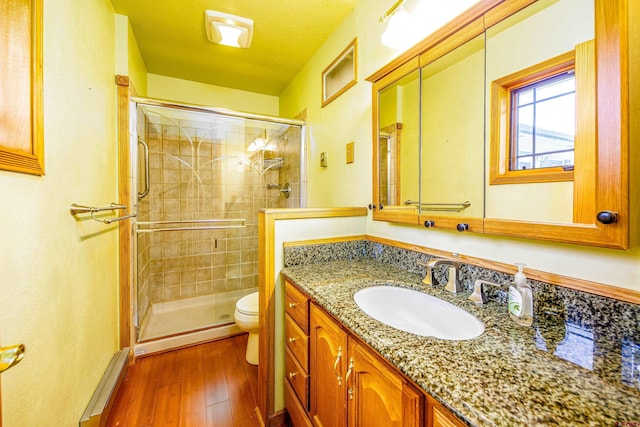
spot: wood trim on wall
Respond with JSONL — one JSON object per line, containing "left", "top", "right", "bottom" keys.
{"left": 257, "top": 208, "right": 368, "bottom": 424}
{"left": 573, "top": 40, "right": 597, "bottom": 224}
{"left": 280, "top": 232, "right": 640, "bottom": 305}
{"left": 116, "top": 75, "right": 133, "bottom": 350}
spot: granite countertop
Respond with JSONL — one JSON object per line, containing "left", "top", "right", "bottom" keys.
{"left": 282, "top": 259, "right": 640, "bottom": 427}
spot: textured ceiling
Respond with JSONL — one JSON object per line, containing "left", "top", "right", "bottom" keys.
{"left": 111, "top": 0, "right": 361, "bottom": 96}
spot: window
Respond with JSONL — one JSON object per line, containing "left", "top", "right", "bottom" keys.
{"left": 511, "top": 72, "right": 576, "bottom": 171}
{"left": 489, "top": 51, "right": 579, "bottom": 185}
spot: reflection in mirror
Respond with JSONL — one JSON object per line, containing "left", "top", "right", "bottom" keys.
{"left": 420, "top": 33, "right": 485, "bottom": 219}
{"left": 378, "top": 69, "right": 420, "bottom": 212}
{"left": 485, "top": 0, "right": 595, "bottom": 223}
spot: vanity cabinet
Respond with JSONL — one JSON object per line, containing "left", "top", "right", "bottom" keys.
{"left": 284, "top": 279, "right": 471, "bottom": 427}
{"left": 284, "top": 280, "right": 313, "bottom": 427}
{"left": 427, "top": 396, "right": 465, "bottom": 427}
{"left": 367, "top": 0, "right": 637, "bottom": 249}
{"left": 310, "top": 303, "right": 423, "bottom": 427}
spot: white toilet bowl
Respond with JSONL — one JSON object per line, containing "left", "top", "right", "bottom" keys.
{"left": 234, "top": 292, "right": 259, "bottom": 365}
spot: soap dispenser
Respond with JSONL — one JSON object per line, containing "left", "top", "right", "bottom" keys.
{"left": 508, "top": 263, "right": 533, "bottom": 326}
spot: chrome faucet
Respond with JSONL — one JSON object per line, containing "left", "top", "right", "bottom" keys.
{"left": 469, "top": 279, "right": 503, "bottom": 306}
{"left": 418, "top": 258, "right": 462, "bottom": 293}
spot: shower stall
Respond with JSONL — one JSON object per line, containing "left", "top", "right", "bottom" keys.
{"left": 130, "top": 99, "right": 304, "bottom": 353}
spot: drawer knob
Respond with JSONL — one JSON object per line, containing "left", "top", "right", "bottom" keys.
{"left": 288, "top": 337, "right": 298, "bottom": 343}
{"left": 288, "top": 302, "right": 297, "bottom": 308}
{"left": 288, "top": 372, "right": 297, "bottom": 379}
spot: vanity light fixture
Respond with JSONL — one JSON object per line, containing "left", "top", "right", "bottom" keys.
{"left": 380, "top": 0, "right": 413, "bottom": 48}
{"left": 379, "top": 0, "right": 406, "bottom": 23}
{"left": 204, "top": 10, "right": 254, "bottom": 48}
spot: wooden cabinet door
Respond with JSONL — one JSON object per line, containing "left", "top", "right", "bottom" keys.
{"left": 427, "top": 395, "right": 466, "bottom": 427}
{"left": 310, "top": 304, "right": 348, "bottom": 427}
{"left": 347, "top": 339, "right": 423, "bottom": 427}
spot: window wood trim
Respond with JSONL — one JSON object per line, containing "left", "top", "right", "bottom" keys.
{"left": 0, "top": 0, "right": 44, "bottom": 176}
{"left": 489, "top": 50, "right": 576, "bottom": 185}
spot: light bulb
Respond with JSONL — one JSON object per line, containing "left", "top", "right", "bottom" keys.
{"left": 381, "top": 9, "right": 413, "bottom": 48}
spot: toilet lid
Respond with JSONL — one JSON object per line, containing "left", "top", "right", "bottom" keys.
{"left": 236, "top": 292, "right": 259, "bottom": 315}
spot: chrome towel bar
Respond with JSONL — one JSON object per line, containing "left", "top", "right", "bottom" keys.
{"left": 70, "top": 203, "right": 137, "bottom": 224}
{"left": 403, "top": 200, "right": 471, "bottom": 212}
{"left": 136, "top": 218, "right": 246, "bottom": 233}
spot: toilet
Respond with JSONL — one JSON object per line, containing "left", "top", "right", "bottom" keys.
{"left": 234, "top": 292, "right": 260, "bottom": 365}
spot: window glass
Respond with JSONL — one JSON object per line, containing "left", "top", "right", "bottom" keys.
{"left": 511, "top": 73, "right": 575, "bottom": 170}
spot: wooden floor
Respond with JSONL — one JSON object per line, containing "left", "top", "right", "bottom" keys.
{"left": 106, "top": 334, "right": 260, "bottom": 427}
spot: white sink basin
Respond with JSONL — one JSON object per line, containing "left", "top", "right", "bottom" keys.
{"left": 354, "top": 286, "right": 484, "bottom": 340}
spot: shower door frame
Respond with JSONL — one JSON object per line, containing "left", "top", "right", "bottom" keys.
{"left": 116, "top": 80, "right": 306, "bottom": 351}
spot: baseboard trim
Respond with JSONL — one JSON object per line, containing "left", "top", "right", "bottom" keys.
{"left": 79, "top": 347, "right": 130, "bottom": 427}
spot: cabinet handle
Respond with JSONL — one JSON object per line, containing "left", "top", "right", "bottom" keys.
{"left": 597, "top": 210, "right": 618, "bottom": 224}
{"left": 288, "top": 302, "right": 297, "bottom": 309}
{"left": 288, "top": 337, "right": 297, "bottom": 343}
{"left": 288, "top": 372, "right": 297, "bottom": 379}
{"left": 345, "top": 357, "right": 354, "bottom": 399}
{"left": 334, "top": 346, "right": 343, "bottom": 385}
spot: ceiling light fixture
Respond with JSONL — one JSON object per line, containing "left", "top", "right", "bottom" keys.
{"left": 205, "top": 10, "right": 254, "bottom": 48}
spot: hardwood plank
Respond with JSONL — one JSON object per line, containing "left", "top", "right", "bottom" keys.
{"left": 178, "top": 345, "right": 207, "bottom": 427}
{"left": 106, "top": 335, "right": 258, "bottom": 427}
{"left": 153, "top": 350, "right": 180, "bottom": 386}
{"left": 154, "top": 382, "right": 182, "bottom": 427}
{"left": 225, "top": 365, "right": 259, "bottom": 427}
{"left": 206, "top": 401, "right": 234, "bottom": 427}
{"left": 134, "top": 357, "right": 162, "bottom": 427}
{"left": 202, "top": 340, "right": 231, "bottom": 405}
{"left": 106, "top": 362, "right": 148, "bottom": 427}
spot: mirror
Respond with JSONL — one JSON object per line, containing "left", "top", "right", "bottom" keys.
{"left": 420, "top": 33, "right": 485, "bottom": 224}
{"left": 373, "top": 63, "right": 421, "bottom": 224}
{"left": 485, "top": 0, "right": 595, "bottom": 224}
{"left": 369, "top": 0, "right": 631, "bottom": 248}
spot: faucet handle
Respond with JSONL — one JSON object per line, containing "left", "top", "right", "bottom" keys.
{"left": 416, "top": 261, "right": 433, "bottom": 286}
{"left": 444, "top": 264, "right": 462, "bottom": 293}
{"left": 469, "top": 280, "right": 503, "bottom": 306}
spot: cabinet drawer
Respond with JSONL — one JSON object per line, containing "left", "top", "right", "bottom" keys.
{"left": 285, "top": 347, "right": 309, "bottom": 409}
{"left": 285, "top": 380, "right": 313, "bottom": 427}
{"left": 285, "top": 313, "right": 309, "bottom": 372}
{"left": 285, "top": 281, "right": 310, "bottom": 333}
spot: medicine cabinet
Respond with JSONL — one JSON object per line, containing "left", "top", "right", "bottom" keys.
{"left": 367, "top": 0, "right": 636, "bottom": 249}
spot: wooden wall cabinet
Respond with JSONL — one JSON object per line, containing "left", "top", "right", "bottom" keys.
{"left": 367, "top": 0, "right": 636, "bottom": 249}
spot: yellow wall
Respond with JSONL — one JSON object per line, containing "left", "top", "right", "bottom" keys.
{"left": 0, "top": 0, "right": 120, "bottom": 425}
{"left": 115, "top": 14, "right": 147, "bottom": 96}
{"left": 128, "top": 20, "right": 148, "bottom": 96}
{"left": 279, "top": 0, "right": 640, "bottom": 292}
{"left": 147, "top": 73, "right": 279, "bottom": 115}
